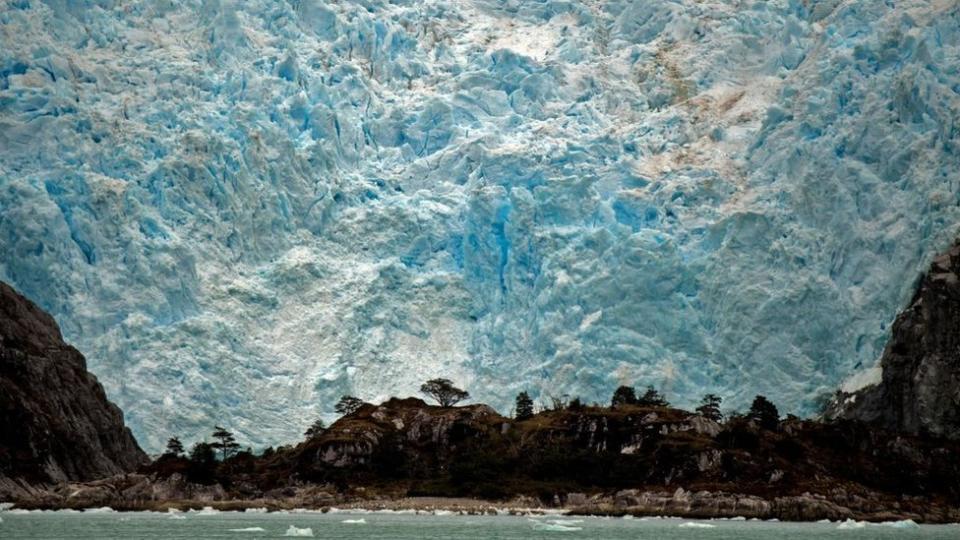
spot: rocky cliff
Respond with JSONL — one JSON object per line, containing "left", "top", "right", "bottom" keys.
{"left": 831, "top": 243, "right": 960, "bottom": 439}
{"left": 7, "top": 395, "right": 960, "bottom": 522}
{"left": 0, "top": 282, "right": 147, "bottom": 497}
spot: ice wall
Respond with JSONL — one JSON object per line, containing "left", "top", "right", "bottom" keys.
{"left": 1, "top": 0, "right": 958, "bottom": 451}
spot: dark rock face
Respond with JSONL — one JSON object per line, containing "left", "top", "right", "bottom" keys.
{"left": 0, "top": 281, "right": 147, "bottom": 495}
{"left": 832, "top": 243, "right": 960, "bottom": 439}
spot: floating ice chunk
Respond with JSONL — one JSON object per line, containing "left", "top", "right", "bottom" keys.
{"left": 529, "top": 518, "right": 582, "bottom": 531}
{"left": 880, "top": 519, "right": 919, "bottom": 529}
{"left": 548, "top": 519, "right": 583, "bottom": 525}
{"left": 229, "top": 527, "right": 267, "bottom": 532}
{"left": 84, "top": 507, "right": 115, "bottom": 513}
{"left": 678, "top": 522, "right": 716, "bottom": 528}
{"left": 836, "top": 519, "right": 867, "bottom": 529}
{"left": 193, "top": 506, "right": 219, "bottom": 516}
{"left": 284, "top": 525, "right": 314, "bottom": 537}
{"left": 341, "top": 518, "right": 366, "bottom": 524}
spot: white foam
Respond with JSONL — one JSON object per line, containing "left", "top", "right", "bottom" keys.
{"left": 229, "top": 527, "right": 267, "bottom": 532}
{"left": 0, "top": 503, "right": 13, "bottom": 511}
{"left": 245, "top": 507, "right": 269, "bottom": 513}
{"left": 549, "top": 519, "right": 583, "bottom": 525}
{"left": 342, "top": 518, "right": 366, "bottom": 524}
{"left": 284, "top": 525, "right": 314, "bottom": 537}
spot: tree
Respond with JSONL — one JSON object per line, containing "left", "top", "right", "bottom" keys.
{"left": 165, "top": 436, "right": 185, "bottom": 456}
{"left": 611, "top": 385, "right": 637, "bottom": 407}
{"left": 420, "top": 378, "right": 470, "bottom": 407}
{"left": 568, "top": 397, "right": 584, "bottom": 412}
{"left": 335, "top": 395, "right": 365, "bottom": 416}
{"left": 696, "top": 394, "right": 723, "bottom": 422}
{"left": 548, "top": 394, "right": 569, "bottom": 411}
{"left": 187, "top": 442, "right": 217, "bottom": 484}
{"left": 304, "top": 419, "right": 326, "bottom": 439}
{"left": 211, "top": 426, "right": 241, "bottom": 461}
{"left": 515, "top": 391, "right": 534, "bottom": 420}
{"left": 637, "top": 385, "right": 669, "bottom": 407}
{"left": 748, "top": 395, "right": 780, "bottom": 431}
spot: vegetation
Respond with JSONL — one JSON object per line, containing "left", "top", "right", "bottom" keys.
{"left": 187, "top": 442, "right": 217, "bottom": 484}
{"left": 211, "top": 426, "right": 241, "bottom": 461}
{"left": 304, "top": 419, "right": 326, "bottom": 439}
{"left": 164, "top": 436, "right": 184, "bottom": 456}
{"left": 137, "top": 389, "right": 960, "bottom": 516}
{"left": 515, "top": 391, "right": 534, "bottom": 420}
{"left": 567, "top": 397, "right": 584, "bottom": 411}
{"left": 637, "top": 385, "right": 669, "bottom": 407}
{"left": 335, "top": 395, "right": 365, "bottom": 416}
{"left": 696, "top": 394, "right": 723, "bottom": 422}
{"left": 748, "top": 395, "right": 780, "bottom": 431}
{"left": 420, "top": 378, "right": 470, "bottom": 407}
{"left": 611, "top": 385, "right": 637, "bottom": 407}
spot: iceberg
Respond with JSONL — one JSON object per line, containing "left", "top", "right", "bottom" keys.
{"left": 83, "top": 507, "right": 115, "bottom": 514}
{"left": 1, "top": 0, "right": 959, "bottom": 451}
{"left": 284, "top": 525, "right": 314, "bottom": 537}
{"left": 193, "top": 506, "right": 219, "bottom": 516}
{"left": 244, "top": 507, "right": 269, "bottom": 513}
{"left": 880, "top": 519, "right": 920, "bottom": 529}
{"left": 678, "top": 522, "right": 716, "bottom": 528}
{"left": 529, "top": 519, "right": 582, "bottom": 532}
{"left": 836, "top": 519, "right": 867, "bottom": 530}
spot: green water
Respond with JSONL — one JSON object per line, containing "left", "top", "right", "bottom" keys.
{"left": 0, "top": 510, "right": 956, "bottom": 539}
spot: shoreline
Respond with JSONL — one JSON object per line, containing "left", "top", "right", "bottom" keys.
{"left": 4, "top": 492, "right": 959, "bottom": 524}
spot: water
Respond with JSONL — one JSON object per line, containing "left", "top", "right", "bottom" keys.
{"left": 0, "top": 511, "right": 957, "bottom": 539}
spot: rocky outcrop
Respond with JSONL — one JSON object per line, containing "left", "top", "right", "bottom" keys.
{"left": 5, "top": 393, "right": 960, "bottom": 522}
{"left": 570, "top": 487, "right": 960, "bottom": 523}
{"left": 304, "top": 397, "right": 503, "bottom": 470}
{"left": 831, "top": 243, "right": 960, "bottom": 439}
{"left": 0, "top": 282, "right": 147, "bottom": 498}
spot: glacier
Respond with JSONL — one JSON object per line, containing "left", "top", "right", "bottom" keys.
{"left": 1, "top": 0, "right": 959, "bottom": 452}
